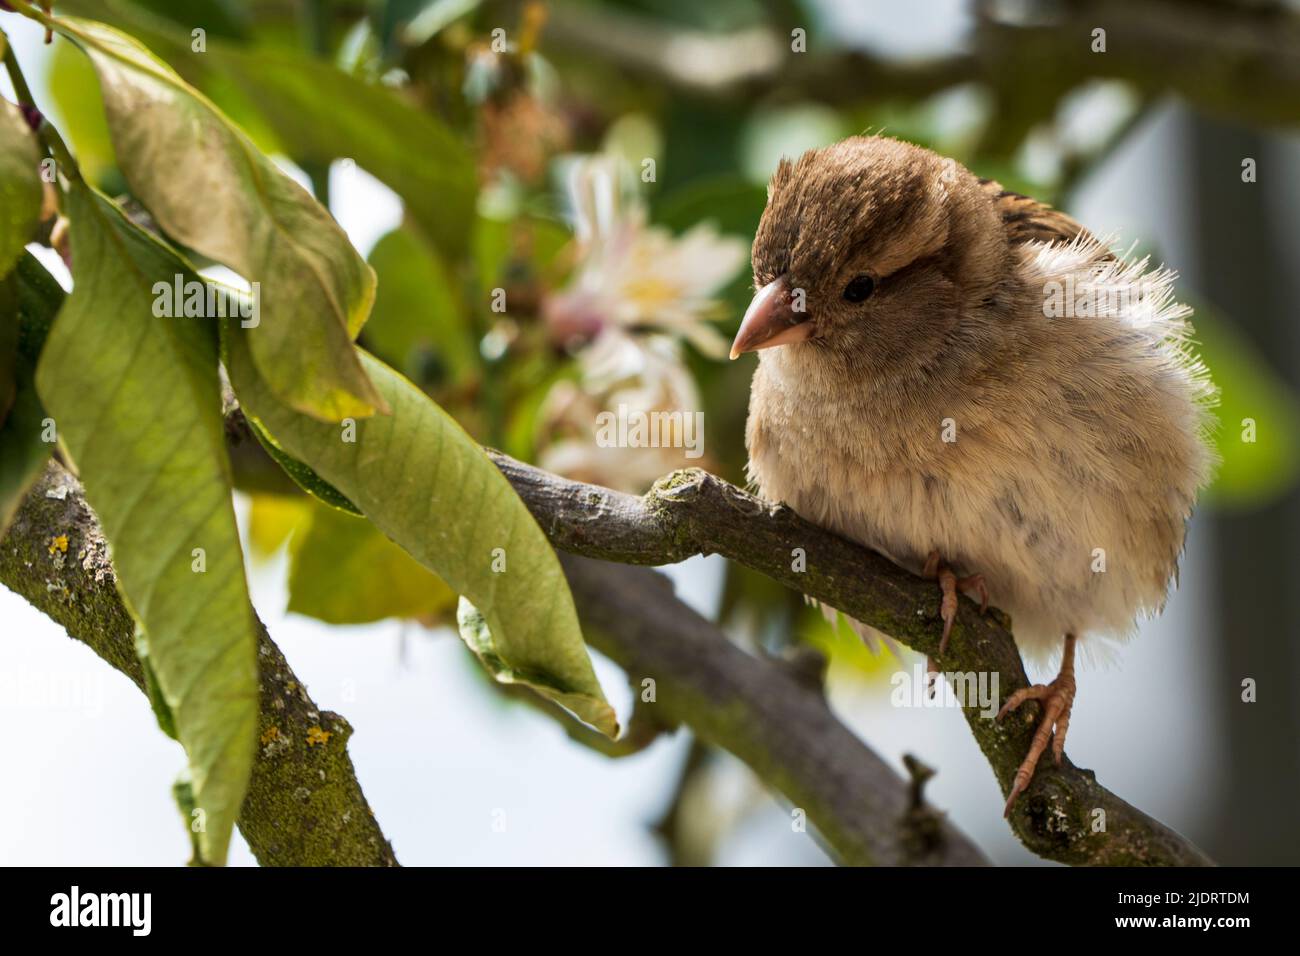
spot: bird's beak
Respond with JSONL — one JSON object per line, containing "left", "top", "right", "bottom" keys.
{"left": 729, "top": 277, "right": 813, "bottom": 360}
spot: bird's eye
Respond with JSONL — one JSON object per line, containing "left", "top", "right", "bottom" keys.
{"left": 842, "top": 274, "right": 875, "bottom": 303}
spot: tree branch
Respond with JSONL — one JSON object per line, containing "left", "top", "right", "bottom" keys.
{"left": 0, "top": 461, "right": 398, "bottom": 867}
{"left": 560, "top": 554, "right": 989, "bottom": 866}
{"left": 226, "top": 407, "right": 986, "bottom": 863}
{"left": 489, "top": 451, "right": 1214, "bottom": 866}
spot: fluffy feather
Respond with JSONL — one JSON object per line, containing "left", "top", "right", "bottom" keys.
{"left": 743, "top": 136, "right": 1216, "bottom": 666}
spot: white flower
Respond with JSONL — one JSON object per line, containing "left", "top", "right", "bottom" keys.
{"left": 543, "top": 155, "right": 747, "bottom": 358}
{"left": 536, "top": 152, "right": 743, "bottom": 490}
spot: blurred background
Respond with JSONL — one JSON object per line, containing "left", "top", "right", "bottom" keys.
{"left": 2, "top": 0, "right": 1298, "bottom": 865}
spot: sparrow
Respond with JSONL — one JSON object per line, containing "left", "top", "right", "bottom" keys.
{"left": 731, "top": 135, "right": 1215, "bottom": 815}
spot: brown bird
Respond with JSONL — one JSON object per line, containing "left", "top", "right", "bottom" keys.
{"left": 731, "top": 135, "right": 1215, "bottom": 814}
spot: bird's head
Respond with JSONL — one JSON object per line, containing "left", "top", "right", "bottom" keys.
{"left": 731, "top": 136, "right": 1012, "bottom": 378}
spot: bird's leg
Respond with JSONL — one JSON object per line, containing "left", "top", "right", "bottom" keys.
{"left": 996, "top": 632, "right": 1078, "bottom": 816}
{"left": 922, "top": 550, "right": 988, "bottom": 696}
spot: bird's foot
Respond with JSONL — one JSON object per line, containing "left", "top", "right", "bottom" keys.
{"left": 922, "top": 549, "right": 988, "bottom": 660}
{"left": 997, "top": 633, "right": 1078, "bottom": 816}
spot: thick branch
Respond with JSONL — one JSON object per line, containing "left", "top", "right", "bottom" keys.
{"left": 0, "top": 461, "right": 398, "bottom": 867}
{"left": 490, "top": 451, "right": 1214, "bottom": 867}
{"left": 561, "top": 554, "right": 989, "bottom": 866}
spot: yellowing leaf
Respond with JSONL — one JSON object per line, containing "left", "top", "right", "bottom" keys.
{"left": 45, "top": 37, "right": 122, "bottom": 191}
{"left": 36, "top": 185, "right": 258, "bottom": 865}
{"left": 288, "top": 500, "right": 457, "bottom": 625}
{"left": 53, "top": 16, "right": 384, "bottom": 422}
{"left": 246, "top": 493, "right": 308, "bottom": 558}
{"left": 57, "top": 2, "right": 478, "bottom": 258}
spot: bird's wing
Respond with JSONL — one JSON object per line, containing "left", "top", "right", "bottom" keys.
{"left": 976, "top": 177, "right": 1113, "bottom": 257}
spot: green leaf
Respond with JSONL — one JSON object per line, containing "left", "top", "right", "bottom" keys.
{"left": 0, "top": 280, "right": 16, "bottom": 425}
{"left": 365, "top": 226, "right": 478, "bottom": 388}
{"left": 0, "top": 98, "right": 43, "bottom": 279}
{"left": 288, "top": 500, "right": 458, "bottom": 625}
{"left": 0, "top": 254, "right": 63, "bottom": 534}
{"left": 135, "top": 627, "right": 178, "bottom": 740}
{"left": 53, "top": 16, "right": 384, "bottom": 422}
{"left": 56, "top": 3, "right": 478, "bottom": 259}
{"left": 209, "top": 45, "right": 478, "bottom": 259}
{"left": 45, "top": 37, "right": 124, "bottom": 192}
{"left": 226, "top": 329, "right": 618, "bottom": 736}
{"left": 35, "top": 185, "right": 258, "bottom": 865}
{"left": 241, "top": 411, "right": 362, "bottom": 515}
{"left": 124, "top": 0, "right": 251, "bottom": 41}
{"left": 458, "top": 597, "right": 622, "bottom": 724}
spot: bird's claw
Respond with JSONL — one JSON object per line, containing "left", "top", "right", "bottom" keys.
{"left": 997, "top": 634, "right": 1078, "bottom": 817}
{"left": 924, "top": 550, "right": 988, "bottom": 657}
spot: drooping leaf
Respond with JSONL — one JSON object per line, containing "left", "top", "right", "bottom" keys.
{"left": 0, "top": 254, "right": 63, "bottom": 534}
{"left": 0, "top": 98, "right": 43, "bottom": 279}
{"left": 242, "top": 411, "right": 362, "bottom": 515}
{"left": 57, "top": 3, "right": 478, "bottom": 258}
{"left": 45, "top": 37, "right": 124, "bottom": 192}
{"left": 226, "top": 329, "right": 618, "bottom": 736}
{"left": 288, "top": 500, "right": 457, "bottom": 625}
{"left": 52, "top": 16, "right": 384, "bottom": 421}
{"left": 653, "top": 174, "right": 767, "bottom": 239}
{"left": 135, "top": 627, "right": 178, "bottom": 740}
{"left": 209, "top": 45, "right": 478, "bottom": 259}
{"left": 35, "top": 185, "right": 258, "bottom": 865}
{"left": 456, "top": 598, "right": 619, "bottom": 726}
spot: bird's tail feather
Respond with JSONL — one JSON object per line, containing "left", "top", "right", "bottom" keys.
{"left": 809, "top": 596, "right": 906, "bottom": 663}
